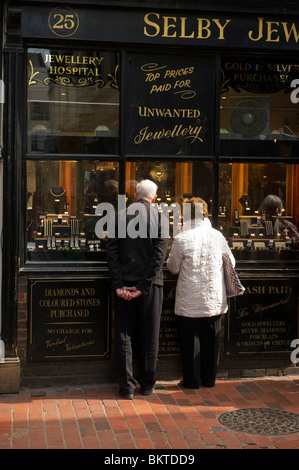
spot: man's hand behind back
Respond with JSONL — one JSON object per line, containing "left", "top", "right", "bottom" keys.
{"left": 116, "top": 286, "right": 142, "bottom": 300}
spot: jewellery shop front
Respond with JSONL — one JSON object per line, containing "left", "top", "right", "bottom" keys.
{"left": 2, "top": 0, "right": 299, "bottom": 391}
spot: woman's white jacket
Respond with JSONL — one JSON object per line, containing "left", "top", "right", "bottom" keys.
{"left": 167, "top": 218, "right": 235, "bottom": 318}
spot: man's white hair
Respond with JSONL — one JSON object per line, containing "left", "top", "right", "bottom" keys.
{"left": 136, "top": 179, "right": 157, "bottom": 200}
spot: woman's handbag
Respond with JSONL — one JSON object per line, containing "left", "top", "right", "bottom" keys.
{"left": 222, "top": 252, "right": 245, "bottom": 298}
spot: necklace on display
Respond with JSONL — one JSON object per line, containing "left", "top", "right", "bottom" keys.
{"left": 50, "top": 187, "right": 66, "bottom": 198}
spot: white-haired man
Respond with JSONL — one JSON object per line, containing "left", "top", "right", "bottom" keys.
{"left": 107, "top": 179, "right": 168, "bottom": 399}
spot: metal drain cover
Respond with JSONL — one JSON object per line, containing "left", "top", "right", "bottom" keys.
{"left": 218, "top": 408, "right": 299, "bottom": 435}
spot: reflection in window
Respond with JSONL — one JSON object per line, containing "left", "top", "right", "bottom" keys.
{"left": 27, "top": 48, "right": 120, "bottom": 154}
{"left": 218, "top": 163, "right": 299, "bottom": 260}
{"left": 26, "top": 160, "right": 119, "bottom": 261}
{"left": 125, "top": 161, "right": 213, "bottom": 249}
{"left": 125, "top": 161, "right": 213, "bottom": 208}
{"left": 220, "top": 59, "right": 299, "bottom": 156}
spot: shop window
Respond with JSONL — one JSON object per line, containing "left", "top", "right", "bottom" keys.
{"left": 27, "top": 160, "right": 213, "bottom": 262}
{"left": 125, "top": 161, "right": 213, "bottom": 251}
{"left": 27, "top": 48, "right": 120, "bottom": 154}
{"left": 220, "top": 58, "right": 299, "bottom": 157}
{"left": 125, "top": 161, "right": 213, "bottom": 205}
{"left": 26, "top": 159, "right": 298, "bottom": 263}
{"left": 26, "top": 160, "right": 119, "bottom": 261}
{"left": 218, "top": 163, "right": 299, "bottom": 261}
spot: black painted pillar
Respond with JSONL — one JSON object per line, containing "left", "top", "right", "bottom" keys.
{"left": 2, "top": 39, "right": 25, "bottom": 356}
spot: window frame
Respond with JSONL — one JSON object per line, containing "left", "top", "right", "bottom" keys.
{"left": 22, "top": 45, "right": 299, "bottom": 271}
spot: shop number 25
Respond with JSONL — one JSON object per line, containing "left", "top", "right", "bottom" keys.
{"left": 49, "top": 7, "right": 79, "bottom": 37}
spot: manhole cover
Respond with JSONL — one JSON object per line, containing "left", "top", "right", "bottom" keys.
{"left": 218, "top": 408, "right": 299, "bottom": 435}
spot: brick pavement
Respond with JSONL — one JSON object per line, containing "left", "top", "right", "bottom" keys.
{"left": 0, "top": 376, "right": 298, "bottom": 450}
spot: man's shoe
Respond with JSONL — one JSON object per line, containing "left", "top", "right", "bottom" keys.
{"left": 119, "top": 391, "right": 134, "bottom": 400}
{"left": 140, "top": 388, "right": 153, "bottom": 396}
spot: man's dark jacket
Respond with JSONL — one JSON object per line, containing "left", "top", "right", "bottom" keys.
{"left": 106, "top": 198, "right": 168, "bottom": 294}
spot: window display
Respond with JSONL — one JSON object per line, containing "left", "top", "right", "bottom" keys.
{"left": 26, "top": 160, "right": 299, "bottom": 262}
{"left": 218, "top": 163, "right": 299, "bottom": 260}
{"left": 126, "top": 162, "right": 299, "bottom": 261}
{"left": 26, "top": 160, "right": 119, "bottom": 261}
{"left": 27, "top": 48, "right": 120, "bottom": 154}
{"left": 26, "top": 160, "right": 213, "bottom": 260}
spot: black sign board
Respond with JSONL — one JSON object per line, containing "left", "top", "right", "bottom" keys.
{"left": 225, "top": 278, "right": 298, "bottom": 356}
{"left": 22, "top": 6, "right": 299, "bottom": 52}
{"left": 159, "top": 279, "right": 180, "bottom": 357}
{"left": 28, "top": 278, "right": 110, "bottom": 361}
{"left": 125, "top": 53, "right": 214, "bottom": 156}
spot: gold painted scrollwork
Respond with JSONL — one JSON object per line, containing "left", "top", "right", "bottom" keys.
{"left": 44, "top": 77, "right": 105, "bottom": 87}
{"left": 28, "top": 60, "right": 39, "bottom": 85}
{"left": 108, "top": 65, "right": 119, "bottom": 90}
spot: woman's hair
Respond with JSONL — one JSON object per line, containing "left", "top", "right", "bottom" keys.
{"left": 259, "top": 194, "right": 283, "bottom": 216}
{"left": 182, "top": 196, "right": 210, "bottom": 219}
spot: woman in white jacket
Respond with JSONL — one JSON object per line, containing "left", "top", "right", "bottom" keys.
{"left": 167, "top": 197, "right": 235, "bottom": 388}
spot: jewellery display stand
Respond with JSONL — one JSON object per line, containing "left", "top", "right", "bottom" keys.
{"left": 227, "top": 213, "right": 298, "bottom": 259}
{"left": 28, "top": 186, "right": 105, "bottom": 255}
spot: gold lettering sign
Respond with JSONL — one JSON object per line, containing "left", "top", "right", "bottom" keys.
{"left": 28, "top": 52, "right": 119, "bottom": 89}
{"left": 143, "top": 13, "right": 299, "bottom": 46}
{"left": 226, "top": 278, "right": 298, "bottom": 355}
{"left": 28, "top": 278, "right": 110, "bottom": 361}
{"left": 125, "top": 53, "right": 213, "bottom": 155}
{"left": 221, "top": 60, "right": 299, "bottom": 95}
{"left": 143, "top": 13, "right": 231, "bottom": 40}
{"left": 133, "top": 61, "right": 204, "bottom": 146}
{"left": 48, "top": 6, "right": 79, "bottom": 38}
{"left": 44, "top": 53, "right": 105, "bottom": 87}
{"left": 248, "top": 17, "right": 299, "bottom": 43}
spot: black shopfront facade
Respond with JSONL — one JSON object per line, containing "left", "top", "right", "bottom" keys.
{"left": 2, "top": 0, "right": 299, "bottom": 389}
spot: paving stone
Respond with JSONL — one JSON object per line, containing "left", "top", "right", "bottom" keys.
{"left": 0, "top": 376, "right": 298, "bottom": 449}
